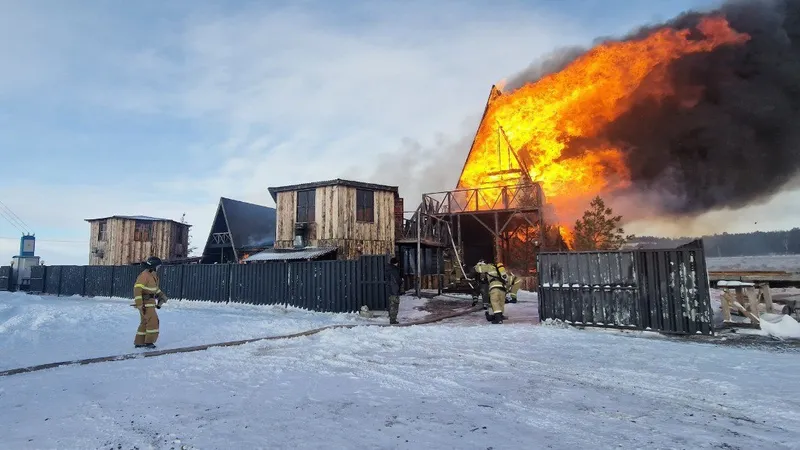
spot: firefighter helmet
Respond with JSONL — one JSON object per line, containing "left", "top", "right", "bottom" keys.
{"left": 144, "top": 256, "right": 162, "bottom": 268}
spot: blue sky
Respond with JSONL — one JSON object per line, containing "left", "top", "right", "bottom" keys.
{"left": 5, "top": 0, "right": 795, "bottom": 265}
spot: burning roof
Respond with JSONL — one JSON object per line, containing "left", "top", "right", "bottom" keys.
{"left": 457, "top": 0, "right": 800, "bottom": 228}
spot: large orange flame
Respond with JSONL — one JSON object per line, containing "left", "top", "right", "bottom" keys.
{"left": 456, "top": 16, "right": 750, "bottom": 241}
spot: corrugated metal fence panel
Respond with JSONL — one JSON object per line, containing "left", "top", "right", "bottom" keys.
{"left": 157, "top": 265, "right": 184, "bottom": 300}
{"left": 0, "top": 266, "right": 10, "bottom": 291}
{"left": 537, "top": 252, "right": 639, "bottom": 329}
{"left": 181, "top": 264, "right": 230, "bottom": 302}
{"left": 288, "top": 261, "right": 311, "bottom": 310}
{"left": 45, "top": 266, "right": 62, "bottom": 294}
{"left": 113, "top": 266, "right": 142, "bottom": 299}
{"left": 692, "top": 246, "right": 714, "bottom": 335}
{"left": 311, "top": 261, "right": 332, "bottom": 312}
{"left": 84, "top": 266, "right": 114, "bottom": 297}
{"left": 285, "top": 260, "right": 354, "bottom": 313}
{"left": 29, "top": 265, "right": 45, "bottom": 293}
{"left": 342, "top": 260, "right": 359, "bottom": 313}
{"left": 317, "top": 260, "right": 359, "bottom": 313}
{"left": 230, "top": 263, "right": 289, "bottom": 305}
{"left": 636, "top": 248, "right": 713, "bottom": 335}
{"left": 59, "top": 266, "right": 86, "bottom": 296}
{"left": 538, "top": 246, "right": 713, "bottom": 335}
{"left": 359, "top": 255, "right": 388, "bottom": 311}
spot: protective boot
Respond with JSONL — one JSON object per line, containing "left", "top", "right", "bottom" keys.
{"left": 491, "top": 312, "right": 503, "bottom": 324}
{"left": 485, "top": 311, "right": 494, "bottom": 322}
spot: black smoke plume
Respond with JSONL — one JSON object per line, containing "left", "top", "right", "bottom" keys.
{"left": 510, "top": 0, "right": 800, "bottom": 217}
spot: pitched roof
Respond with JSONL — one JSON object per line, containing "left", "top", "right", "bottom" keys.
{"left": 268, "top": 178, "right": 399, "bottom": 201}
{"left": 218, "top": 197, "right": 277, "bottom": 250}
{"left": 84, "top": 215, "right": 190, "bottom": 226}
{"left": 455, "top": 85, "right": 532, "bottom": 189}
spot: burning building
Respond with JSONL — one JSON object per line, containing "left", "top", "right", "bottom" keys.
{"left": 404, "top": 0, "right": 800, "bottom": 291}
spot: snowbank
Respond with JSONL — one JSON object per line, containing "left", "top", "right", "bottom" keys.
{"left": 759, "top": 313, "right": 800, "bottom": 339}
{"left": 0, "top": 291, "right": 431, "bottom": 370}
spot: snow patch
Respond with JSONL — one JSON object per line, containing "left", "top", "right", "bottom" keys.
{"left": 0, "top": 291, "right": 433, "bottom": 370}
{"left": 759, "top": 313, "right": 800, "bottom": 339}
{"left": 541, "top": 318, "right": 569, "bottom": 328}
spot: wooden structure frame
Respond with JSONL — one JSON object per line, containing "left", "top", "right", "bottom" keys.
{"left": 717, "top": 281, "right": 775, "bottom": 327}
{"left": 400, "top": 182, "right": 550, "bottom": 296}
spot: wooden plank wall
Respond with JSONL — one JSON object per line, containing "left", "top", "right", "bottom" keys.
{"left": 275, "top": 190, "right": 299, "bottom": 244}
{"left": 274, "top": 186, "right": 396, "bottom": 260}
{"left": 88, "top": 219, "right": 189, "bottom": 265}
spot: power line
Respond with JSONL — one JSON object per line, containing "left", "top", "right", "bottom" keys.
{"left": 0, "top": 210, "right": 24, "bottom": 234}
{"left": 0, "top": 200, "right": 32, "bottom": 233}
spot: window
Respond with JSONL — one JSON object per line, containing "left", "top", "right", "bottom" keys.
{"left": 97, "top": 221, "right": 108, "bottom": 241}
{"left": 175, "top": 224, "right": 184, "bottom": 242}
{"left": 296, "top": 189, "right": 316, "bottom": 223}
{"left": 356, "top": 189, "right": 374, "bottom": 223}
{"left": 134, "top": 221, "right": 152, "bottom": 242}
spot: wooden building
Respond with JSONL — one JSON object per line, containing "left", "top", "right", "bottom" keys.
{"left": 200, "top": 197, "right": 277, "bottom": 264}
{"left": 267, "top": 179, "right": 401, "bottom": 260}
{"left": 85, "top": 215, "right": 191, "bottom": 266}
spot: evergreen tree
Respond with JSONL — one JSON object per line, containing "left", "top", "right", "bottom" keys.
{"left": 572, "top": 196, "right": 633, "bottom": 251}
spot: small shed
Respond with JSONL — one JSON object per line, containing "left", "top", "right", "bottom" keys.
{"left": 267, "top": 179, "right": 401, "bottom": 260}
{"left": 200, "top": 197, "right": 277, "bottom": 264}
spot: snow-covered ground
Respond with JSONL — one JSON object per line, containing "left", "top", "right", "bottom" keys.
{"left": 2, "top": 291, "right": 800, "bottom": 449}
{"left": 0, "top": 292, "right": 433, "bottom": 371}
{"left": 706, "top": 254, "right": 800, "bottom": 272}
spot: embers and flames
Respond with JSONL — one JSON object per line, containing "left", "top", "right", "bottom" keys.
{"left": 457, "top": 0, "right": 800, "bottom": 248}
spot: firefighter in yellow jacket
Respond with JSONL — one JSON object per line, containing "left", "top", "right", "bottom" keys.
{"left": 474, "top": 260, "right": 508, "bottom": 324}
{"left": 133, "top": 256, "right": 168, "bottom": 348}
{"left": 506, "top": 271, "right": 523, "bottom": 304}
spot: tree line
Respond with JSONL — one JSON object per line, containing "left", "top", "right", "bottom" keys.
{"left": 569, "top": 196, "right": 799, "bottom": 256}
{"left": 630, "top": 229, "right": 800, "bottom": 257}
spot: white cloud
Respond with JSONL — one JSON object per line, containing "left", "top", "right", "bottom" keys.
{"left": 1, "top": 0, "right": 796, "bottom": 266}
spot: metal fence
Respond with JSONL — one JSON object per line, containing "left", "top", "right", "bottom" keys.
{"left": 24, "top": 255, "right": 390, "bottom": 313}
{"left": 0, "top": 266, "right": 10, "bottom": 291}
{"left": 537, "top": 240, "right": 714, "bottom": 335}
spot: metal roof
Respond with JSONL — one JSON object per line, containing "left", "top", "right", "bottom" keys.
{"left": 243, "top": 246, "right": 338, "bottom": 262}
{"left": 84, "top": 215, "right": 190, "bottom": 226}
{"left": 268, "top": 178, "right": 399, "bottom": 201}
{"left": 218, "top": 197, "right": 277, "bottom": 250}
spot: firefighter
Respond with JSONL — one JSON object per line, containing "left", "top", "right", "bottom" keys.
{"left": 133, "top": 256, "right": 168, "bottom": 348}
{"left": 473, "top": 260, "right": 490, "bottom": 310}
{"left": 505, "top": 271, "right": 523, "bottom": 304}
{"left": 473, "top": 260, "right": 508, "bottom": 324}
{"left": 386, "top": 256, "right": 402, "bottom": 325}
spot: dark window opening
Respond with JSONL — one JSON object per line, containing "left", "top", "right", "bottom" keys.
{"left": 296, "top": 189, "right": 316, "bottom": 223}
{"left": 356, "top": 189, "right": 374, "bottom": 223}
{"left": 98, "top": 221, "right": 108, "bottom": 241}
{"left": 134, "top": 221, "right": 152, "bottom": 242}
